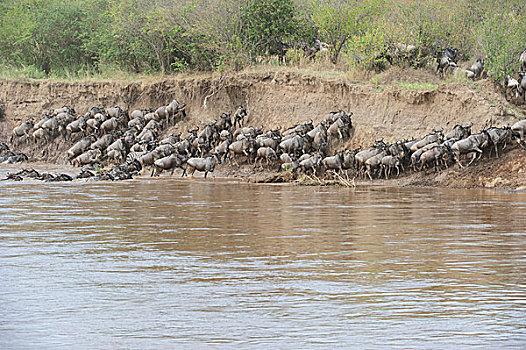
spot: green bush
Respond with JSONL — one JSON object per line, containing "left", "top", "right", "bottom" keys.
{"left": 0, "top": 0, "right": 521, "bottom": 81}
{"left": 478, "top": 12, "right": 526, "bottom": 84}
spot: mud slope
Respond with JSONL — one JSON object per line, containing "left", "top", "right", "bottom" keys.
{"left": 1, "top": 71, "right": 521, "bottom": 145}
{"left": 1, "top": 70, "right": 525, "bottom": 189}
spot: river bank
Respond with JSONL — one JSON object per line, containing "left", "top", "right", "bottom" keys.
{"left": 1, "top": 68, "right": 525, "bottom": 189}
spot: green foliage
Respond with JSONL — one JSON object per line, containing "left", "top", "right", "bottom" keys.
{"left": 478, "top": 12, "right": 526, "bottom": 83}
{"left": 346, "top": 27, "right": 389, "bottom": 71}
{"left": 241, "top": 0, "right": 299, "bottom": 56}
{"left": 0, "top": 0, "right": 521, "bottom": 82}
{"left": 396, "top": 82, "right": 438, "bottom": 91}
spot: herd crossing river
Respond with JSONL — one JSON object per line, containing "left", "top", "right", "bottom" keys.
{"left": 1, "top": 176, "right": 525, "bottom": 348}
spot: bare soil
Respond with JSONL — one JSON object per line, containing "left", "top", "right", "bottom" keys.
{"left": 1, "top": 68, "right": 525, "bottom": 189}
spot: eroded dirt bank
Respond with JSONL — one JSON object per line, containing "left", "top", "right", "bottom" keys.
{"left": 1, "top": 70, "right": 525, "bottom": 189}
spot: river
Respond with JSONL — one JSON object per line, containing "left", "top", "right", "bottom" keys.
{"left": 1, "top": 178, "right": 525, "bottom": 349}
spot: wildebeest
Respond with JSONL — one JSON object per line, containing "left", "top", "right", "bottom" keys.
{"left": 100, "top": 117, "right": 119, "bottom": 135}
{"left": 67, "top": 135, "right": 96, "bottom": 160}
{"left": 72, "top": 149, "right": 102, "bottom": 167}
{"left": 91, "top": 134, "right": 114, "bottom": 150}
{"left": 451, "top": 132, "right": 490, "bottom": 168}
{"left": 354, "top": 146, "right": 385, "bottom": 176}
{"left": 511, "top": 119, "right": 526, "bottom": 147}
{"left": 364, "top": 151, "right": 387, "bottom": 180}
{"left": 445, "top": 124, "right": 472, "bottom": 140}
{"left": 279, "top": 134, "right": 310, "bottom": 158}
{"left": 152, "top": 153, "right": 186, "bottom": 176}
{"left": 467, "top": 58, "right": 484, "bottom": 80}
{"left": 321, "top": 151, "right": 344, "bottom": 174}
{"left": 486, "top": 127, "right": 513, "bottom": 157}
{"left": 228, "top": 137, "right": 255, "bottom": 165}
{"left": 327, "top": 111, "right": 353, "bottom": 146}
{"left": 233, "top": 105, "right": 247, "bottom": 128}
{"left": 182, "top": 154, "right": 220, "bottom": 178}
{"left": 436, "top": 48, "right": 458, "bottom": 78}
{"left": 11, "top": 119, "right": 34, "bottom": 144}
{"left": 380, "top": 155, "right": 402, "bottom": 179}
{"left": 255, "top": 146, "right": 278, "bottom": 167}
{"left": 65, "top": 116, "right": 87, "bottom": 140}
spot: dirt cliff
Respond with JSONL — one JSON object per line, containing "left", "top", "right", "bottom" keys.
{"left": 1, "top": 69, "right": 525, "bottom": 189}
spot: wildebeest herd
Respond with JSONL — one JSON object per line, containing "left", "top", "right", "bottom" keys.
{"left": 4, "top": 97, "right": 526, "bottom": 183}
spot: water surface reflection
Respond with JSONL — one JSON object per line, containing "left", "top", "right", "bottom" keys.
{"left": 1, "top": 179, "right": 525, "bottom": 348}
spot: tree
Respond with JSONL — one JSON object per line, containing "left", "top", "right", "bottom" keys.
{"left": 242, "top": 0, "right": 300, "bottom": 57}
{"left": 311, "top": 0, "right": 375, "bottom": 64}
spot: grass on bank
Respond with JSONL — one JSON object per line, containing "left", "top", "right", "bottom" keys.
{"left": 395, "top": 82, "right": 439, "bottom": 91}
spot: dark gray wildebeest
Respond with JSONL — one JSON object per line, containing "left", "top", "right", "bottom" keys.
{"left": 72, "top": 149, "right": 102, "bottom": 167}
{"left": 255, "top": 134, "right": 280, "bottom": 150}
{"left": 228, "top": 137, "right": 256, "bottom": 165}
{"left": 34, "top": 113, "right": 52, "bottom": 130}
{"left": 506, "top": 75, "right": 521, "bottom": 101}
{"left": 67, "top": 135, "right": 96, "bottom": 161}
{"left": 282, "top": 120, "right": 314, "bottom": 138}
{"left": 217, "top": 112, "right": 232, "bottom": 131}
{"left": 280, "top": 153, "right": 294, "bottom": 164}
{"left": 354, "top": 145, "right": 385, "bottom": 176}
{"left": 364, "top": 151, "right": 387, "bottom": 180}
{"left": 213, "top": 138, "right": 231, "bottom": 162}
{"left": 91, "top": 134, "right": 114, "bottom": 150}
{"left": 387, "top": 141, "right": 409, "bottom": 164}
{"left": 65, "top": 116, "right": 87, "bottom": 140}
{"left": 279, "top": 134, "right": 311, "bottom": 158}
{"left": 467, "top": 58, "right": 484, "bottom": 80}
{"left": 11, "top": 119, "right": 34, "bottom": 144}
{"left": 445, "top": 124, "right": 472, "bottom": 141}
{"left": 160, "top": 134, "right": 180, "bottom": 146}
{"left": 418, "top": 146, "right": 452, "bottom": 171}
{"left": 511, "top": 119, "right": 526, "bottom": 147}
{"left": 107, "top": 106, "right": 127, "bottom": 120}
{"left": 486, "top": 127, "right": 513, "bottom": 157}
{"left": 327, "top": 111, "right": 353, "bottom": 146}
{"left": 166, "top": 99, "right": 186, "bottom": 125}
{"left": 410, "top": 141, "right": 441, "bottom": 170}
{"left": 233, "top": 126, "right": 262, "bottom": 140}
{"left": 255, "top": 146, "right": 278, "bottom": 167}
{"left": 436, "top": 48, "right": 458, "bottom": 78}
{"left": 410, "top": 132, "right": 443, "bottom": 152}
{"left": 321, "top": 151, "right": 344, "bottom": 174}
{"left": 520, "top": 48, "right": 526, "bottom": 71}
{"left": 451, "top": 132, "right": 490, "bottom": 168}
{"left": 40, "top": 116, "right": 62, "bottom": 138}
{"left": 233, "top": 105, "right": 248, "bottom": 128}
{"left": 100, "top": 117, "right": 119, "bottom": 135}
{"left": 182, "top": 154, "right": 221, "bottom": 178}
{"left": 518, "top": 72, "right": 526, "bottom": 103}
{"left": 32, "top": 128, "right": 48, "bottom": 145}
{"left": 128, "top": 115, "right": 145, "bottom": 130}
{"left": 299, "top": 153, "right": 323, "bottom": 175}
{"left": 380, "top": 155, "right": 402, "bottom": 179}
{"left": 152, "top": 153, "right": 187, "bottom": 177}
{"left": 54, "top": 106, "right": 76, "bottom": 116}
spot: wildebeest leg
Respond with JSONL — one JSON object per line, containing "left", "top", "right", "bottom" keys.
{"left": 204, "top": 171, "right": 208, "bottom": 179}
{"left": 366, "top": 166, "right": 373, "bottom": 181}
{"left": 466, "top": 151, "right": 480, "bottom": 167}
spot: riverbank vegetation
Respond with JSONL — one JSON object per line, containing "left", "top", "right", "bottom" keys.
{"left": 0, "top": 0, "right": 525, "bottom": 84}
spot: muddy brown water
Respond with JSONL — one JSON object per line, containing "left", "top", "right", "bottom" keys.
{"left": 1, "top": 178, "right": 525, "bottom": 349}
